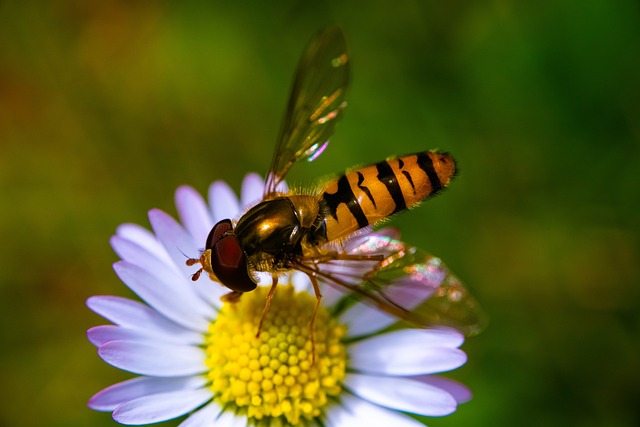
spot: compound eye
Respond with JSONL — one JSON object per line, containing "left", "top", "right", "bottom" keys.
{"left": 210, "top": 235, "right": 257, "bottom": 293}
{"left": 205, "top": 219, "right": 233, "bottom": 250}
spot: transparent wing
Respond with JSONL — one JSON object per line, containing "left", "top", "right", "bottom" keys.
{"left": 264, "top": 25, "right": 350, "bottom": 196}
{"left": 295, "top": 232, "right": 486, "bottom": 336}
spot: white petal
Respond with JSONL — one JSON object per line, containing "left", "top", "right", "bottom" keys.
{"left": 87, "top": 325, "right": 200, "bottom": 347}
{"left": 339, "top": 302, "right": 397, "bottom": 338}
{"left": 208, "top": 180, "right": 240, "bottom": 222}
{"left": 116, "top": 223, "right": 174, "bottom": 266}
{"left": 175, "top": 186, "right": 214, "bottom": 245}
{"left": 113, "top": 261, "right": 211, "bottom": 331}
{"left": 190, "top": 279, "right": 227, "bottom": 310}
{"left": 325, "top": 394, "right": 424, "bottom": 427}
{"left": 240, "top": 173, "right": 264, "bottom": 208}
{"left": 317, "top": 280, "right": 345, "bottom": 308}
{"left": 111, "top": 235, "right": 182, "bottom": 282}
{"left": 413, "top": 375, "right": 473, "bottom": 404}
{"left": 148, "top": 209, "right": 200, "bottom": 273}
{"left": 177, "top": 402, "right": 223, "bottom": 427}
{"left": 275, "top": 179, "right": 289, "bottom": 193}
{"left": 98, "top": 340, "right": 206, "bottom": 377}
{"left": 291, "top": 271, "right": 311, "bottom": 292}
{"left": 112, "top": 234, "right": 223, "bottom": 310}
{"left": 349, "top": 329, "right": 467, "bottom": 375}
{"left": 147, "top": 209, "right": 223, "bottom": 309}
{"left": 86, "top": 296, "right": 203, "bottom": 344}
{"left": 214, "top": 410, "right": 247, "bottom": 427}
{"left": 89, "top": 376, "right": 207, "bottom": 411}
{"left": 345, "top": 373, "right": 457, "bottom": 416}
{"left": 365, "top": 327, "right": 463, "bottom": 348}
{"left": 254, "top": 272, "right": 272, "bottom": 286}
{"left": 149, "top": 209, "right": 224, "bottom": 314}
{"left": 113, "top": 388, "right": 212, "bottom": 425}
{"left": 87, "top": 325, "right": 152, "bottom": 347}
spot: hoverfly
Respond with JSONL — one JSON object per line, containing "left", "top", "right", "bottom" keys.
{"left": 187, "top": 26, "right": 485, "bottom": 355}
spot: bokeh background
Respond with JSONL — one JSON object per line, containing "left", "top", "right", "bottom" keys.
{"left": 1, "top": 1, "right": 639, "bottom": 426}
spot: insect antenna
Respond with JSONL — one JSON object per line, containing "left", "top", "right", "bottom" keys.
{"left": 182, "top": 248, "right": 206, "bottom": 281}
{"left": 185, "top": 257, "right": 204, "bottom": 281}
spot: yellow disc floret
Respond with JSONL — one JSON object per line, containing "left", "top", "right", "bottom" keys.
{"left": 206, "top": 284, "right": 347, "bottom": 426}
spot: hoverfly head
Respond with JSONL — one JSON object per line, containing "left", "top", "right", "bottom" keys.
{"left": 186, "top": 218, "right": 257, "bottom": 293}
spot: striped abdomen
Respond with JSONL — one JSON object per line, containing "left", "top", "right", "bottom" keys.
{"left": 317, "top": 151, "right": 456, "bottom": 242}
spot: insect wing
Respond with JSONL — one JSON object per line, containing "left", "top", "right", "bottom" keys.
{"left": 302, "top": 233, "right": 486, "bottom": 336}
{"left": 264, "top": 25, "right": 350, "bottom": 196}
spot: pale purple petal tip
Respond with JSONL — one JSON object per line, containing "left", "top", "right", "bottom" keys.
{"left": 175, "top": 186, "right": 213, "bottom": 245}
{"left": 349, "top": 329, "right": 467, "bottom": 375}
{"left": 240, "top": 173, "right": 264, "bottom": 208}
{"left": 98, "top": 340, "right": 206, "bottom": 377}
{"left": 345, "top": 373, "right": 457, "bottom": 416}
{"left": 113, "top": 261, "right": 211, "bottom": 332}
{"left": 87, "top": 324, "right": 200, "bottom": 348}
{"left": 112, "top": 388, "right": 212, "bottom": 425}
{"left": 110, "top": 235, "right": 182, "bottom": 284}
{"left": 87, "top": 325, "right": 147, "bottom": 347}
{"left": 208, "top": 181, "right": 240, "bottom": 223}
{"left": 89, "top": 376, "right": 207, "bottom": 412}
{"left": 86, "top": 296, "right": 203, "bottom": 345}
{"left": 413, "top": 375, "right": 473, "bottom": 404}
{"left": 115, "top": 224, "right": 173, "bottom": 266}
{"left": 148, "top": 208, "right": 199, "bottom": 268}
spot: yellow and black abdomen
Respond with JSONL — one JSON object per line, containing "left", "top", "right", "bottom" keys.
{"left": 316, "top": 151, "right": 456, "bottom": 242}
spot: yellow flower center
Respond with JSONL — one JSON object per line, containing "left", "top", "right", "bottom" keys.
{"left": 205, "top": 284, "right": 347, "bottom": 426}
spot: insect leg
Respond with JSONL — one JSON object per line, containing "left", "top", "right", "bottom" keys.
{"left": 308, "top": 275, "right": 323, "bottom": 364}
{"left": 295, "top": 261, "right": 413, "bottom": 323}
{"left": 221, "top": 291, "right": 243, "bottom": 303}
{"left": 256, "top": 275, "right": 279, "bottom": 338}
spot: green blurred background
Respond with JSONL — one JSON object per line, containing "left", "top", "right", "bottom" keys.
{"left": 1, "top": 1, "right": 639, "bottom": 426}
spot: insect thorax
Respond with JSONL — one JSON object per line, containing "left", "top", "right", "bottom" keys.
{"left": 234, "top": 195, "right": 323, "bottom": 272}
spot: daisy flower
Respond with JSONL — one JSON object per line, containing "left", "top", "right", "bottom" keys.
{"left": 87, "top": 174, "right": 471, "bottom": 427}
